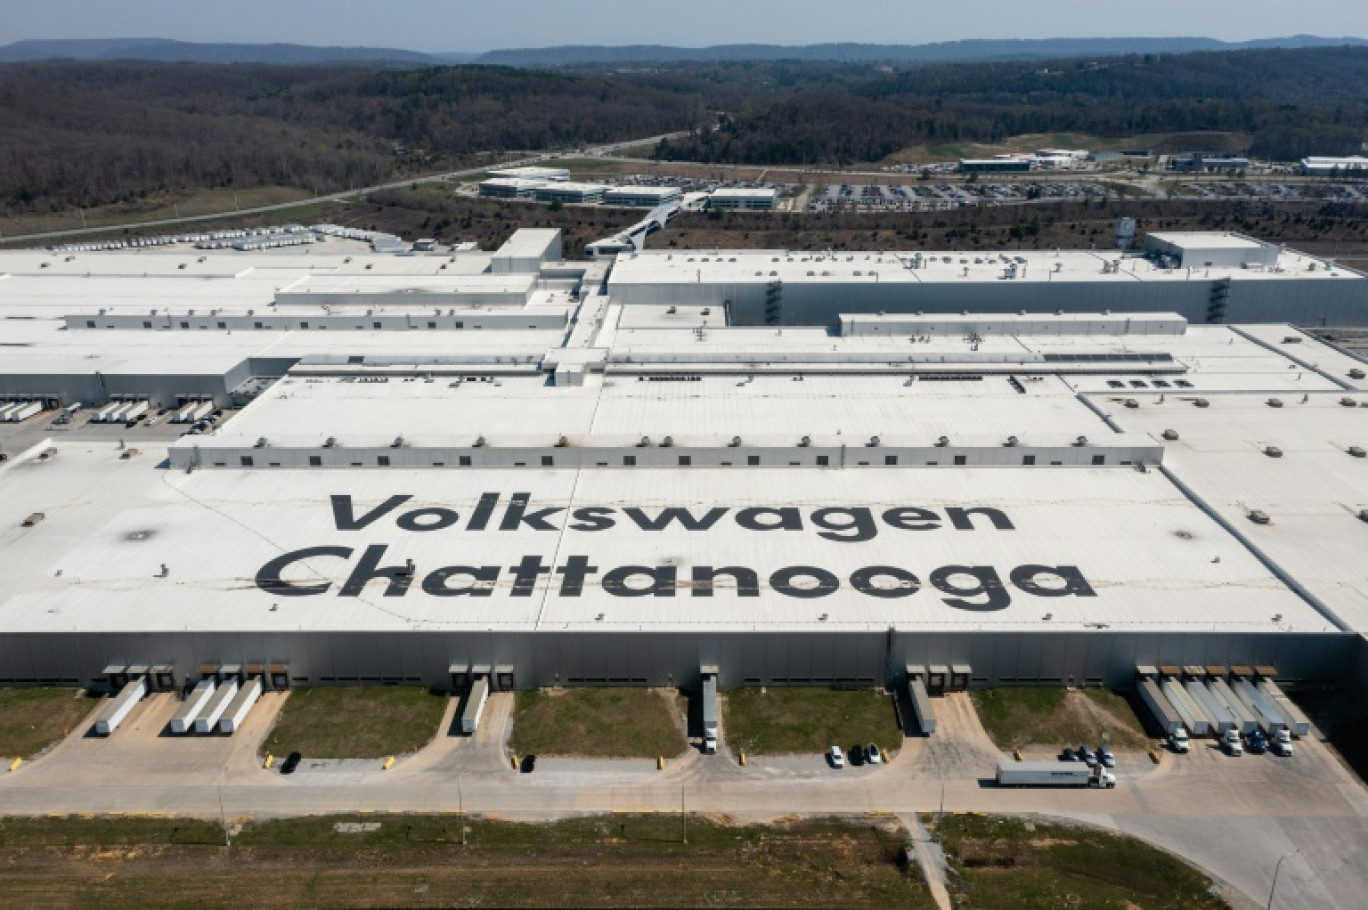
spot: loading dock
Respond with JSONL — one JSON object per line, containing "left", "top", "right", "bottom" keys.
{"left": 1231, "top": 677, "right": 1289, "bottom": 732}
{"left": 1161, "top": 675, "right": 1209, "bottom": 735}
{"left": 169, "top": 679, "right": 217, "bottom": 734}
{"left": 494, "top": 665, "right": 515, "bottom": 691}
{"left": 1186, "top": 675, "right": 1237, "bottom": 734}
{"left": 93, "top": 677, "right": 147, "bottom": 735}
{"left": 1209, "top": 677, "right": 1259, "bottom": 734}
{"left": 1257, "top": 679, "right": 1312, "bottom": 736}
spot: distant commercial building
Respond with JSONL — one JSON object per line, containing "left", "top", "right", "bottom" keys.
{"left": 486, "top": 166, "right": 570, "bottom": 182}
{"left": 533, "top": 182, "right": 609, "bottom": 205}
{"left": 709, "top": 188, "right": 778, "bottom": 211}
{"left": 958, "top": 158, "right": 1032, "bottom": 174}
{"left": 604, "top": 186, "right": 683, "bottom": 207}
{"left": 1299, "top": 156, "right": 1368, "bottom": 177}
{"left": 1169, "top": 153, "right": 1250, "bottom": 173}
{"left": 480, "top": 177, "right": 547, "bottom": 199}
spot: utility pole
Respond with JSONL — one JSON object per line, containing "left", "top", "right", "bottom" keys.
{"left": 458, "top": 773, "right": 467, "bottom": 845}
{"left": 681, "top": 785, "right": 688, "bottom": 844}
{"left": 1268, "top": 849, "right": 1299, "bottom": 909}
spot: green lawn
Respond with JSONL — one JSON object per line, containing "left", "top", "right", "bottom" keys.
{"left": 937, "top": 814, "right": 1230, "bottom": 910}
{"left": 509, "top": 688, "right": 686, "bottom": 758}
{"left": 0, "top": 688, "right": 101, "bottom": 760}
{"left": 970, "top": 687, "right": 1150, "bottom": 750}
{"left": 265, "top": 687, "right": 448, "bottom": 759}
{"left": 723, "top": 687, "right": 902, "bottom": 756}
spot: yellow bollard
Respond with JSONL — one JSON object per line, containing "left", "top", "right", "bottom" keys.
{"left": 1148, "top": 749, "right": 1161, "bottom": 764}
{"left": 8, "top": 757, "right": 21, "bottom": 772}
{"left": 880, "top": 748, "right": 890, "bottom": 764}
{"left": 657, "top": 756, "right": 665, "bottom": 770}
{"left": 382, "top": 756, "right": 395, "bottom": 771}
{"left": 1013, "top": 748, "right": 1022, "bottom": 762}
{"left": 263, "top": 753, "right": 274, "bottom": 769}
{"left": 511, "top": 753, "right": 519, "bottom": 770}
{"left": 739, "top": 751, "right": 747, "bottom": 766}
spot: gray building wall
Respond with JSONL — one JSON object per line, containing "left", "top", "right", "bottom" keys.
{"left": 0, "top": 628, "right": 1353, "bottom": 693}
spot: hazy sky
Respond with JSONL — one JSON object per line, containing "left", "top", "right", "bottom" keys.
{"left": 1, "top": 0, "right": 1365, "bottom": 52}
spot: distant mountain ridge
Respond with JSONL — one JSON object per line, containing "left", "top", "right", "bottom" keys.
{"left": 472, "top": 35, "right": 1368, "bottom": 66}
{"left": 0, "top": 34, "right": 1364, "bottom": 68}
{"left": 0, "top": 37, "right": 473, "bottom": 66}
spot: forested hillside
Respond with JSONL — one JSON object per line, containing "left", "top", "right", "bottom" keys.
{"left": 0, "top": 63, "right": 704, "bottom": 213}
{"left": 3, "top": 46, "right": 1368, "bottom": 217}
{"left": 657, "top": 47, "right": 1368, "bottom": 165}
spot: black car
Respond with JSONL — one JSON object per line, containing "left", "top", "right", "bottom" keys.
{"left": 280, "top": 751, "right": 302, "bottom": 774}
{"left": 520, "top": 754, "right": 537, "bottom": 774}
{"left": 848, "top": 744, "right": 865, "bottom": 766}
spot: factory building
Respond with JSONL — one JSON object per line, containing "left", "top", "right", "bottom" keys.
{"left": 1299, "top": 156, "right": 1368, "bottom": 177}
{"left": 485, "top": 166, "right": 570, "bottom": 182}
{"left": 532, "top": 182, "right": 609, "bottom": 205}
{"left": 0, "top": 228, "right": 1367, "bottom": 697}
{"left": 479, "top": 177, "right": 548, "bottom": 199}
{"left": 603, "top": 186, "right": 683, "bottom": 207}
{"left": 709, "top": 188, "right": 778, "bottom": 211}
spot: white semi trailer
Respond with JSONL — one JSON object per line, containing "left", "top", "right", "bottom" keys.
{"left": 997, "top": 762, "right": 1116, "bottom": 788}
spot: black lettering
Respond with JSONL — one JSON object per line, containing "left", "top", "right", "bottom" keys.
{"left": 556, "top": 555, "right": 600, "bottom": 596}
{"left": 945, "top": 507, "right": 1015, "bottom": 531}
{"left": 623, "top": 506, "right": 729, "bottom": 531}
{"left": 690, "top": 566, "right": 760, "bottom": 597}
{"left": 330, "top": 494, "right": 411, "bottom": 531}
{"left": 736, "top": 507, "right": 803, "bottom": 532}
{"left": 396, "top": 507, "right": 460, "bottom": 532}
{"left": 811, "top": 507, "right": 878, "bottom": 542}
{"left": 602, "top": 565, "right": 678, "bottom": 597}
{"left": 422, "top": 565, "right": 500, "bottom": 597}
{"left": 882, "top": 507, "right": 942, "bottom": 531}
{"left": 339, "top": 544, "right": 414, "bottom": 598}
{"left": 850, "top": 566, "right": 921, "bottom": 598}
{"left": 255, "top": 546, "right": 351, "bottom": 596}
{"left": 1010, "top": 564, "right": 1097, "bottom": 598}
{"left": 569, "top": 507, "right": 616, "bottom": 532}
{"left": 499, "top": 492, "right": 563, "bottom": 531}
{"left": 465, "top": 492, "right": 499, "bottom": 531}
{"left": 769, "top": 565, "right": 840, "bottom": 598}
{"left": 508, "top": 554, "right": 552, "bottom": 596}
{"left": 929, "top": 565, "right": 1010, "bottom": 611}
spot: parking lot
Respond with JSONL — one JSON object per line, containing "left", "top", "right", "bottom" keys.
{"left": 805, "top": 181, "right": 1118, "bottom": 212}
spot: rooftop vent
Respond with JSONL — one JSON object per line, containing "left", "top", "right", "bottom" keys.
{"left": 555, "top": 436, "right": 568, "bottom": 448}
{"left": 1349, "top": 369, "right": 1366, "bottom": 380}
{"left": 661, "top": 436, "right": 673, "bottom": 448}
{"left": 1264, "top": 446, "right": 1283, "bottom": 458}
{"left": 1162, "top": 429, "right": 1180, "bottom": 441}
{"left": 1344, "top": 397, "right": 1360, "bottom": 407}
{"left": 1124, "top": 399, "right": 1139, "bottom": 409}
{"left": 391, "top": 436, "right": 405, "bottom": 448}
{"left": 729, "top": 436, "right": 742, "bottom": 447}
{"left": 323, "top": 437, "right": 337, "bottom": 448}
{"left": 935, "top": 436, "right": 949, "bottom": 447}
{"left": 1074, "top": 436, "right": 1089, "bottom": 446}
{"left": 473, "top": 435, "right": 485, "bottom": 448}
{"left": 1248, "top": 510, "right": 1272, "bottom": 525}
{"left": 638, "top": 436, "right": 651, "bottom": 448}
{"left": 1348, "top": 446, "right": 1366, "bottom": 458}
{"left": 868, "top": 435, "right": 881, "bottom": 447}
{"left": 799, "top": 435, "right": 811, "bottom": 447}
{"left": 1267, "top": 398, "right": 1283, "bottom": 408}
{"left": 254, "top": 437, "right": 268, "bottom": 449}
{"left": 1194, "top": 399, "right": 1210, "bottom": 408}
{"left": 1005, "top": 436, "right": 1019, "bottom": 447}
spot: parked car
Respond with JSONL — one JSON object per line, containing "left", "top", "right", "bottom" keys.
{"left": 848, "top": 744, "right": 865, "bottom": 766}
{"left": 1168, "top": 729, "right": 1191, "bottom": 753}
{"left": 1247, "top": 731, "right": 1267, "bottom": 755}
{"left": 280, "top": 751, "right": 302, "bottom": 774}
{"left": 1097, "top": 746, "right": 1115, "bottom": 768}
{"left": 865, "top": 743, "right": 883, "bottom": 765}
{"left": 1078, "top": 745, "right": 1098, "bottom": 767}
{"left": 520, "top": 754, "right": 537, "bottom": 773}
{"left": 1222, "top": 729, "right": 1244, "bottom": 756}
{"left": 1061, "top": 747, "right": 1081, "bottom": 762}
{"left": 1271, "top": 730, "right": 1294, "bottom": 757}
{"left": 828, "top": 745, "right": 845, "bottom": 768}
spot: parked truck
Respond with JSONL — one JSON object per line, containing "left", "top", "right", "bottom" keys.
{"left": 997, "top": 761, "right": 1116, "bottom": 789}
{"left": 701, "top": 673, "right": 718, "bottom": 754}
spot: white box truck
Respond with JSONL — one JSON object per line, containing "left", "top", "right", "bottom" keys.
{"left": 193, "top": 678, "right": 239, "bottom": 733}
{"left": 997, "top": 761, "right": 1116, "bottom": 788}
{"left": 93, "top": 677, "right": 148, "bottom": 735}
{"left": 169, "top": 679, "right": 217, "bottom": 734}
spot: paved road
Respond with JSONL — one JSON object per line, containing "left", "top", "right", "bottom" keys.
{"left": 0, "top": 131, "right": 691, "bottom": 246}
{"left": 3, "top": 691, "right": 1366, "bottom": 909}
